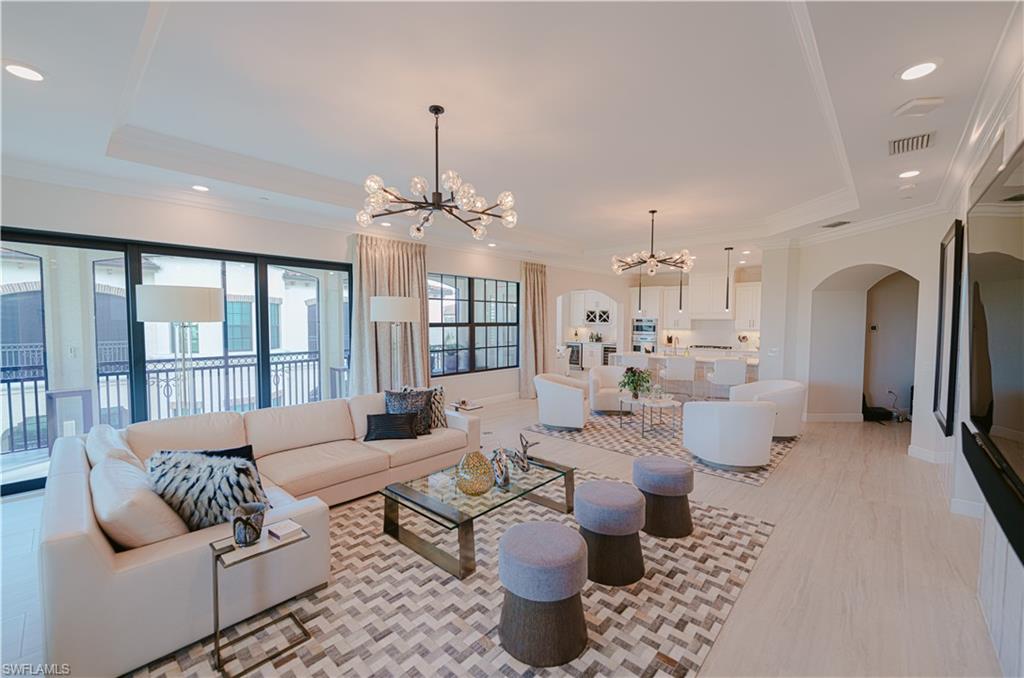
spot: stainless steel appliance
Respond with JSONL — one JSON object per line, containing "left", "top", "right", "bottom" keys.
{"left": 631, "top": 318, "right": 658, "bottom": 353}
{"left": 566, "top": 342, "right": 582, "bottom": 370}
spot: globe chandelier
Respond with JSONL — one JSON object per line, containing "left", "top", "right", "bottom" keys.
{"left": 612, "top": 210, "right": 695, "bottom": 276}
{"left": 357, "top": 105, "right": 517, "bottom": 241}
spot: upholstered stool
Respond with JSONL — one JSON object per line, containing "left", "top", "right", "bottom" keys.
{"left": 498, "top": 521, "right": 589, "bottom": 667}
{"left": 633, "top": 456, "right": 694, "bottom": 538}
{"left": 573, "top": 480, "right": 646, "bottom": 586}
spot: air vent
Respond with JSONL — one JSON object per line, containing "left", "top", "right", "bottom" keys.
{"left": 889, "top": 132, "right": 932, "bottom": 155}
{"left": 1003, "top": 193, "right": 1024, "bottom": 202}
{"left": 821, "top": 220, "right": 851, "bottom": 229}
{"left": 893, "top": 97, "right": 944, "bottom": 117}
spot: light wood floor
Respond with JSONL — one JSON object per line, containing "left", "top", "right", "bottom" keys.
{"left": 0, "top": 399, "right": 1001, "bottom": 676}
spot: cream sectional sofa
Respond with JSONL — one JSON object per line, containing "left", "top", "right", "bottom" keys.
{"left": 40, "top": 393, "right": 480, "bottom": 677}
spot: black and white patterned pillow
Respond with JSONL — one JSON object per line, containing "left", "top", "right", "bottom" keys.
{"left": 385, "top": 390, "right": 432, "bottom": 436}
{"left": 403, "top": 385, "right": 447, "bottom": 430}
{"left": 147, "top": 451, "right": 268, "bottom": 531}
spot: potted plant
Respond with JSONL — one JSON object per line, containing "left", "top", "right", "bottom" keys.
{"left": 619, "top": 366, "right": 652, "bottom": 400}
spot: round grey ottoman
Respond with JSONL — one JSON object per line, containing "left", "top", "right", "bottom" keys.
{"left": 633, "top": 456, "right": 695, "bottom": 538}
{"left": 573, "top": 480, "right": 646, "bottom": 586}
{"left": 498, "top": 521, "right": 588, "bottom": 667}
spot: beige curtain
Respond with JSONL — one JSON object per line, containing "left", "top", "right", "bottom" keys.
{"left": 519, "top": 261, "right": 548, "bottom": 398}
{"left": 350, "top": 234, "right": 430, "bottom": 395}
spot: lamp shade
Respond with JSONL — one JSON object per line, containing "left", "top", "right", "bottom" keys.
{"left": 370, "top": 296, "right": 420, "bottom": 323}
{"left": 135, "top": 285, "right": 225, "bottom": 322}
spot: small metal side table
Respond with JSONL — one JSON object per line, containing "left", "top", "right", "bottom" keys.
{"left": 210, "top": 527, "right": 312, "bottom": 677}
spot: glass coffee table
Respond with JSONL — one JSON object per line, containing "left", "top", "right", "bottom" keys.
{"left": 380, "top": 456, "right": 574, "bottom": 579}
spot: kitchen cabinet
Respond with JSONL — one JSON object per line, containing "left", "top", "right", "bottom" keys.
{"left": 660, "top": 285, "right": 691, "bottom": 330}
{"left": 688, "top": 274, "right": 734, "bottom": 319}
{"left": 734, "top": 282, "right": 761, "bottom": 330}
{"left": 569, "top": 290, "right": 586, "bottom": 327}
{"left": 629, "top": 285, "right": 662, "bottom": 319}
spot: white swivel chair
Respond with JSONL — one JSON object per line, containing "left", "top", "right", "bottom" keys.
{"left": 705, "top": 357, "right": 747, "bottom": 398}
{"left": 729, "top": 379, "right": 806, "bottom": 437}
{"left": 588, "top": 365, "right": 627, "bottom": 412}
{"left": 659, "top": 356, "right": 696, "bottom": 397}
{"left": 682, "top": 400, "right": 776, "bottom": 470}
{"left": 553, "top": 346, "right": 571, "bottom": 377}
{"left": 534, "top": 373, "right": 589, "bottom": 429}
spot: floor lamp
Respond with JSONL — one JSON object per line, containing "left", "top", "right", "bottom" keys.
{"left": 135, "top": 285, "right": 224, "bottom": 417}
{"left": 370, "top": 296, "right": 420, "bottom": 392}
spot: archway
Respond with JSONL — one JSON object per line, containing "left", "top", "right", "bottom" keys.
{"left": 807, "top": 264, "right": 920, "bottom": 422}
{"left": 554, "top": 289, "right": 624, "bottom": 372}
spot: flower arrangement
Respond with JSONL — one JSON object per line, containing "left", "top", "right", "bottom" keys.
{"left": 619, "top": 367, "right": 652, "bottom": 399}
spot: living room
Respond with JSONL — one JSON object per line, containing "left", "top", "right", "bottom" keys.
{"left": 1, "top": 2, "right": 1022, "bottom": 676}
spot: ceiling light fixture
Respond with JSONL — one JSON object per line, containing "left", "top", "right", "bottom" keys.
{"left": 739, "top": 260, "right": 747, "bottom": 265}
{"left": 724, "top": 247, "right": 733, "bottom": 311}
{"left": 380, "top": 222, "right": 391, "bottom": 228}
{"left": 488, "top": 243, "right": 497, "bottom": 247}
{"left": 191, "top": 184, "right": 210, "bottom": 192}
{"left": 898, "top": 170, "right": 920, "bottom": 179}
{"left": 899, "top": 62, "right": 938, "bottom": 81}
{"left": 742, "top": 250, "right": 751, "bottom": 255}
{"left": 4, "top": 63, "right": 44, "bottom": 81}
{"left": 358, "top": 105, "right": 516, "bottom": 242}
{"left": 612, "top": 210, "right": 694, "bottom": 277}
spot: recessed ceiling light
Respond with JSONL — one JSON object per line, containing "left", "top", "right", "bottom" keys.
{"left": 899, "top": 62, "right": 938, "bottom": 81}
{"left": 741, "top": 250, "right": 751, "bottom": 255}
{"left": 380, "top": 222, "right": 391, "bottom": 228}
{"left": 488, "top": 243, "right": 497, "bottom": 247}
{"left": 4, "top": 63, "right": 44, "bottom": 82}
{"left": 898, "top": 183, "right": 916, "bottom": 192}
{"left": 739, "top": 260, "right": 747, "bottom": 265}
{"left": 998, "top": 163, "right": 1007, "bottom": 172}
{"left": 191, "top": 184, "right": 210, "bottom": 192}
{"left": 898, "top": 170, "right": 920, "bottom": 179}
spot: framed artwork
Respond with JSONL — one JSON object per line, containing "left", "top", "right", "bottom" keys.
{"left": 933, "top": 219, "right": 964, "bottom": 437}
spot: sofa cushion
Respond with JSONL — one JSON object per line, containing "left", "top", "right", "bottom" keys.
{"left": 243, "top": 399, "right": 355, "bottom": 459}
{"left": 257, "top": 440, "right": 388, "bottom": 497}
{"left": 349, "top": 392, "right": 386, "bottom": 439}
{"left": 126, "top": 412, "right": 246, "bottom": 463}
{"left": 85, "top": 425, "right": 143, "bottom": 470}
{"left": 147, "top": 451, "right": 268, "bottom": 531}
{"left": 361, "top": 427, "right": 468, "bottom": 468}
{"left": 90, "top": 458, "right": 189, "bottom": 549}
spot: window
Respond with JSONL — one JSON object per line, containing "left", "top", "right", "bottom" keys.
{"left": 226, "top": 300, "right": 253, "bottom": 352}
{"left": 168, "top": 324, "right": 200, "bottom": 355}
{"left": 428, "top": 273, "right": 518, "bottom": 377}
{"left": 269, "top": 301, "right": 281, "bottom": 350}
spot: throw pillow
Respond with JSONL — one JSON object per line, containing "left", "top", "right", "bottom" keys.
{"left": 364, "top": 413, "right": 418, "bottom": 441}
{"left": 90, "top": 458, "right": 189, "bottom": 549}
{"left": 147, "top": 451, "right": 268, "bottom": 531}
{"left": 385, "top": 390, "right": 431, "bottom": 436}
{"left": 195, "top": 444, "right": 256, "bottom": 462}
{"left": 402, "top": 385, "right": 447, "bottom": 430}
{"left": 85, "top": 424, "right": 145, "bottom": 470}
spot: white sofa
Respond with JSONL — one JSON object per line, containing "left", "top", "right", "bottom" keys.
{"left": 40, "top": 394, "right": 480, "bottom": 677}
{"left": 588, "top": 365, "right": 627, "bottom": 412}
{"left": 682, "top": 400, "right": 776, "bottom": 470}
{"left": 729, "top": 379, "right": 806, "bottom": 437}
{"left": 534, "top": 373, "right": 589, "bottom": 429}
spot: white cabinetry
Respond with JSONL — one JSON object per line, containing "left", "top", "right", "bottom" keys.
{"left": 629, "top": 286, "right": 662, "bottom": 318}
{"left": 569, "top": 290, "right": 586, "bottom": 327}
{"left": 688, "top": 274, "right": 734, "bottom": 319}
{"left": 734, "top": 282, "right": 761, "bottom": 330}
{"left": 660, "top": 286, "right": 691, "bottom": 330}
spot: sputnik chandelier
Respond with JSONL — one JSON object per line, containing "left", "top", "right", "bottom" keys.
{"left": 357, "top": 105, "right": 517, "bottom": 241}
{"left": 612, "top": 210, "right": 695, "bottom": 276}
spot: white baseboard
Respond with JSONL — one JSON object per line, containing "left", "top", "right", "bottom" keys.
{"left": 476, "top": 392, "right": 520, "bottom": 405}
{"left": 950, "top": 498, "right": 985, "bottom": 518}
{"left": 908, "top": 444, "right": 950, "bottom": 464}
{"left": 804, "top": 413, "right": 864, "bottom": 423}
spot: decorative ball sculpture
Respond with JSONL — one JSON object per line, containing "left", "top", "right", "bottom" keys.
{"left": 456, "top": 450, "right": 495, "bottom": 496}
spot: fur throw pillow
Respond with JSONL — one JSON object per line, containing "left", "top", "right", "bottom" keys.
{"left": 402, "top": 385, "right": 447, "bottom": 430}
{"left": 147, "top": 451, "right": 268, "bottom": 531}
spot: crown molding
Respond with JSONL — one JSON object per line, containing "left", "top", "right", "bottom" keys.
{"left": 794, "top": 202, "right": 952, "bottom": 246}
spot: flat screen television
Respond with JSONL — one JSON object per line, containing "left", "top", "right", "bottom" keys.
{"left": 965, "top": 139, "right": 1024, "bottom": 561}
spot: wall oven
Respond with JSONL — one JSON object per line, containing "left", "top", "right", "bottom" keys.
{"left": 631, "top": 318, "right": 657, "bottom": 353}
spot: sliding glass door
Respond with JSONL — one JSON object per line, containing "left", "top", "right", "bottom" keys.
{"left": 1, "top": 241, "right": 130, "bottom": 493}
{"left": 0, "top": 230, "right": 353, "bottom": 495}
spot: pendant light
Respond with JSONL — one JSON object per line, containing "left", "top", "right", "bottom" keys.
{"left": 724, "top": 247, "right": 733, "bottom": 311}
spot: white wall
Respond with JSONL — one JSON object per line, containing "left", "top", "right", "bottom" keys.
{"left": 806, "top": 290, "right": 867, "bottom": 421}
{"left": 864, "top": 272, "right": 918, "bottom": 412}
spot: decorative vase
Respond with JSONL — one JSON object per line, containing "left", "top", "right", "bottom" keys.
{"left": 631, "top": 390, "right": 640, "bottom": 400}
{"left": 232, "top": 502, "right": 266, "bottom": 547}
{"left": 456, "top": 450, "right": 495, "bottom": 496}
{"left": 491, "top": 448, "right": 511, "bottom": 490}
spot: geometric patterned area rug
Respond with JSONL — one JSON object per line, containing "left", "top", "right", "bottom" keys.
{"left": 524, "top": 412, "right": 798, "bottom": 487}
{"left": 133, "top": 470, "right": 774, "bottom": 677}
